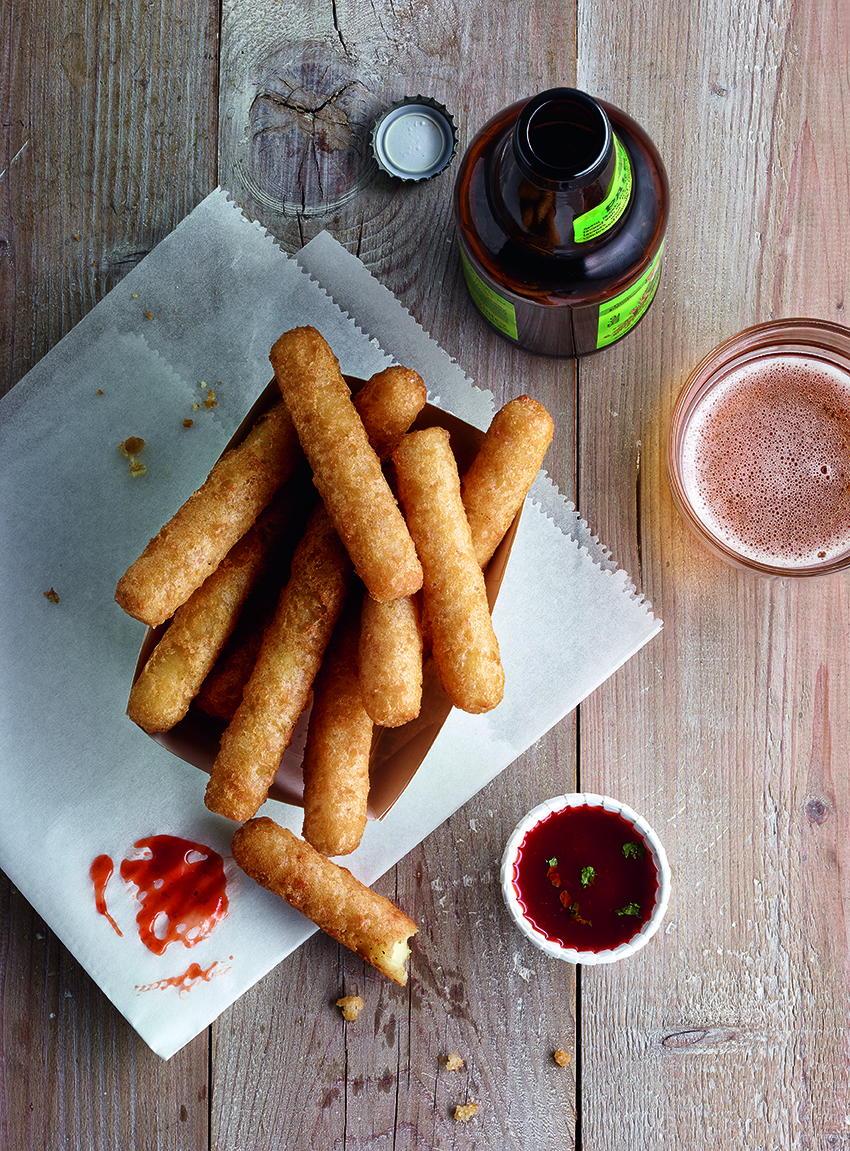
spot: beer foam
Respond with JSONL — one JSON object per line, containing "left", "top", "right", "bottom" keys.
{"left": 681, "top": 354, "right": 850, "bottom": 567}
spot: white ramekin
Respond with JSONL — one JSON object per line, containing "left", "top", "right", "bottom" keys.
{"left": 500, "top": 793, "right": 671, "bottom": 965}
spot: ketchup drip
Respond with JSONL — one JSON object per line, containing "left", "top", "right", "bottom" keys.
{"left": 119, "top": 836, "right": 229, "bottom": 957}
{"left": 90, "top": 854, "right": 123, "bottom": 937}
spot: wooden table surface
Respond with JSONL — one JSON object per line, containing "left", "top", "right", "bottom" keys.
{"left": 3, "top": 0, "right": 849, "bottom": 1147}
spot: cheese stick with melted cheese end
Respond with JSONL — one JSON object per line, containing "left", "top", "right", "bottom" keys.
{"left": 393, "top": 426, "right": 504, "bottom": 714}
{"left": 205, "top": 504, "right": 352, "bottom": 823}
{"left": 116, "top": 400, "right": 302, "bottom": 626}
{"left": 461, "top": 395, "right": 554, "bottom": 568}
{"left": 127, "top": 486, "right": 303, "bottom": 733}
{"left": 301, "top": 599, "right": 373, "bottom": 857}
{"left": 270, "top": 326, "right": 423, "bottom": 602}
{"left": 231, "top": 818, "right": 418, "bottom": 985}
{"left": 358, "top": 592, "right": 423, "bottom": 727}
{"left": 352, "top": 365, "right": 428, "bottom": 462}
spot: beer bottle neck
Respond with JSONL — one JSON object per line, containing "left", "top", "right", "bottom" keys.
{"left": 493, "top": 88, "right": 630, "bottom": 255}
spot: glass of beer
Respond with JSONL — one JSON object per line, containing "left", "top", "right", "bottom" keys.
{"left": 667, "top": 319, "right": 850, "bottom": 576}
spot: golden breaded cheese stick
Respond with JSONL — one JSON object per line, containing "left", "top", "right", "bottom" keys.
{"left": 393, "top": 426, "right": 504, "bottom": 715}
{"left": 270, "top": 327, "right": 423, "bottom": 602}
{"left": 359, "top": 593, "right": 423, "bottom": 728}
{"left": 350, "top": 370, "right": 427, "bottom": 728}
{"left": 461, "top": 395, "right": 554, "bottom": 568}
{"left": 127, "top": 487, "right": 303, "bottom": 733}
{"left": 195, "top": 483, "right": 318, "bottom": 723}
{"left": 232, "top": 818, "right": 418, "bottom": 985}
{"left": 194, "top": 580, "right": 277, "bottom": 723}
{"left": 199, "top": 364, "right": 425, "bottom": 725}
{"left": 301, "top": 599, "right": 373, "bottom": 857}
{"left": 352, "top": 365, "right": 428, "bottom": 461}
{"left": 205, "top": 504, "right": 352, "bottom": 823}
{"left": 116, "top": 400, "right": 302, "bottom": 626}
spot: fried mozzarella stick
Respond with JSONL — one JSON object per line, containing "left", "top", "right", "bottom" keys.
{"left": 461, "top": 395, "right": 554, "bottom": 568}
{"left": 349, "top": 365, "right": 428, "bottom": 725}
{"left": 205, "top": 505, "right": 352, "bottom": 823}
{"left": 194, "top": 581, "right": 278, "bottom": 722}
{"left": 232, "top": 818, "right": 418, "bottom": 985}
{"left": 359, "top": 593, "right": 423, "bottom": 727}
{"left": 270, "top": 327, "right": 423, "bottom": 602}
{"left": 116, "top": 401, "right": 302, "bottom": 626}
{"left": 352, "top": 365, "right": 428, "bottom": 461}
{"left": 127, "top": 487, "right": 302, "bottom": 733}
{"left": 302, "top": 601, "right": 373, "bottom": 857}
{"left": 393, "top": 427, "right": 504, "bottom": 714}
{"left": 198, "top": 362, "right": 427, "bottom": 724}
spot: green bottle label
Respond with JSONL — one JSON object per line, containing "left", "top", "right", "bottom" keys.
{"left": 596, "top": 243, "right": 664, "bottom": 349}
{"left": 458, "top": 242, "right": 519, "bottom": 340}
{"left": 573, "top": 134, "right": 633, "bottom": 244}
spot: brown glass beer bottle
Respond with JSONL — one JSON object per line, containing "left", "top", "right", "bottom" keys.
{"left": 453, "top": 88, "right": 669, "bottom": 357}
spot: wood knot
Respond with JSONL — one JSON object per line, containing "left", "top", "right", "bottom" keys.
{"left": 805, "top": 797, "right": 830, "bottom": 825}
{"left": 661, "top": 1028, "right": 707, "bottom": 1048}
{"left": 238, "top": 43, "right": 392, "bottom": 217}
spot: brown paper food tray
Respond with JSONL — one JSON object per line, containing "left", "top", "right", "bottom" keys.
{"left": 130, "top": 377, "right": 521, "bottom": 821}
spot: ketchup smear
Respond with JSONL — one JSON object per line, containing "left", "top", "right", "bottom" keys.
{"left": 513, "top": 805, "right": 658, "bottom": 952}
{"left": 90, "top": 835, "right": 229, "bottom": 956}
{"left": 136, "top": 959, "right": 230, "bottom": 997}
{"left": 119, "top": 836, "right": 229, "bottom": 956}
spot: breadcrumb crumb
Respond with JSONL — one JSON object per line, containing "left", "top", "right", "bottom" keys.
{"left": 119, "top": 437, "right": 147, "bottom": 476}
{"left": 44, "top": 588, "right": 60, "bottom": 604}
{"left": 453, "top": 1102, "right": 478, "bottom": 1122}
{"left": 119, "top": 437, "right": 145, "bottom": 457}
{"left": 554, "top": 1049, "right": 571, "bottom": 1067}
{"left": 444, "top": 1053, "right": 464, "bottom": 1071}
{"left": 336, "top": 995, "right": 364, "bottom": 1021}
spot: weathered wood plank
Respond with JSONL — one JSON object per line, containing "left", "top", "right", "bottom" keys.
{"left": 210, "top": 3, "right": 580, "bottom": 1143}
{"left": 211, "top": 739, "right": 580, "bottom": 1149}
{"left": 0, "top": 0, "right": 220, "bottom": 397}
{"left": 0, "top": 0, "right": 218, "bottom": 1145}
{"left": 577, "top": 0, "right": 850, "bottom": 1146}
{"left": 0, "top": 877, "right": 209, "bottom": 1151}
{"left": 9, "top": 0, "right": 849, "bottom": 1145}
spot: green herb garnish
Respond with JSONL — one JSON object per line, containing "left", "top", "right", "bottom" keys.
{"left": 615, "top": 902, "right": 641, "bottom": 917}
{"left": 580, "top": 865, "right": 596, "bottom": 888}
{"left": 622, "top": 841, "right": 646, "bottom": 860}
{"left": 562, "top": 895, "right": 591, "bottom": 926}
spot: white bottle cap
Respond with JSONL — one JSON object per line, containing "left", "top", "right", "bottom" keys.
{"left": 371, "top": 97, "right": 458, "bottom": 181}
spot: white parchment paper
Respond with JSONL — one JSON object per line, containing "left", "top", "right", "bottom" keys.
{"left": 0, "top": 188, "right": 661, "bottom": 1058}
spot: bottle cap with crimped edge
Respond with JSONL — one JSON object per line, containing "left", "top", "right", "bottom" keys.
{"left": 371, "top": 96, "right": 458, "bottom": 181}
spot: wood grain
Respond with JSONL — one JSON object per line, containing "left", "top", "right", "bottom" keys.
{"left": 214, "top": 5, "right": 579, "bottom": 1145}
{"left": 577, "top": 0, "right": 850, "bottom": 1146}
{"left": 0, "top": 0, "right": 219, "bottom": 396}
{"left": 0, "top": 0, "right": 218, "bottom": 1143}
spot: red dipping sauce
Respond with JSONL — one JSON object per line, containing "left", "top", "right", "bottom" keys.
{"left": 511, "top": 804, "right": 659, "bottom": 953}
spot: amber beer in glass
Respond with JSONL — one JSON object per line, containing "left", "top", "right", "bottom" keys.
{"left": 667, "top": 320, "right": 850, "bottom": 576}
